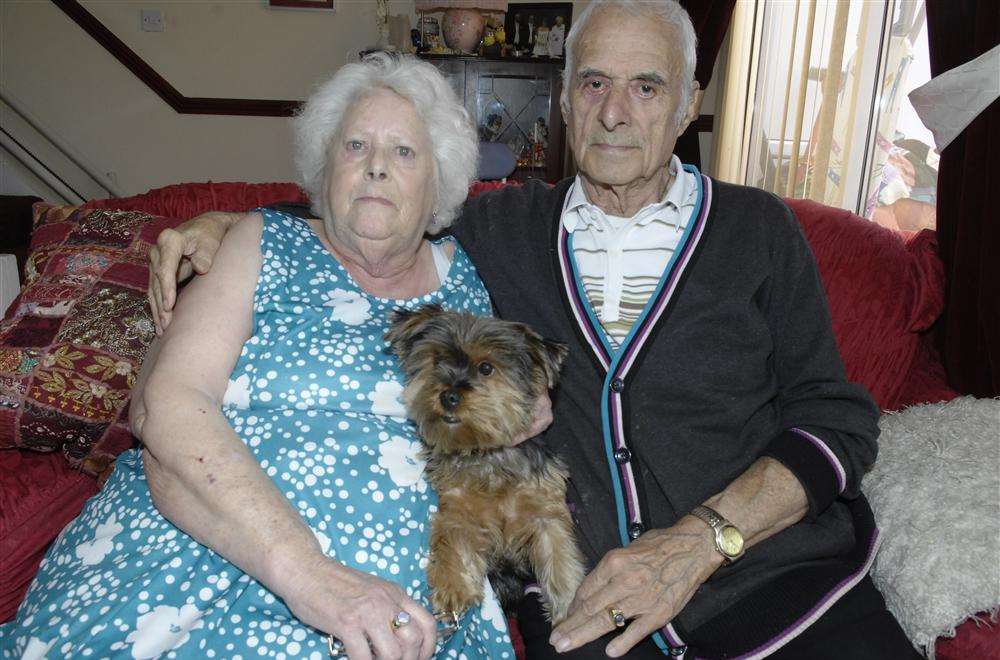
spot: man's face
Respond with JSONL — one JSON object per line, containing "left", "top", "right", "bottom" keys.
{"left": 564, "top": 11, "right": 697, "bottom": 188}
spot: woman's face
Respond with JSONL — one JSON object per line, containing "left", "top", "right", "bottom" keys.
{"left": 324, "top": 88, "right": 436, "bottom": 257}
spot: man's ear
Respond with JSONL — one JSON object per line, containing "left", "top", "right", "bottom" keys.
{"left": 677, "top": 83, "right": 703, "bottom": 134}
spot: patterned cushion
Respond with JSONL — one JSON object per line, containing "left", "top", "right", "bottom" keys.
{"left": 0, "top": 203, "right": 183, "bottom": 477}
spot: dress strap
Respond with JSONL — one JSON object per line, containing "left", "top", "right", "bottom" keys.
{"left": 429, "top": 240, "right": 452, "bottom": 285}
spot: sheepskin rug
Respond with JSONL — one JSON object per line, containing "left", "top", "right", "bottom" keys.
{"left": 864, "top": 396, "right": 1000, "bottom": 657}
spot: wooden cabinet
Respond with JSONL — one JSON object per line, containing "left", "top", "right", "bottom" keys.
{"left": 420, "top": 55, "right": 566, "bottom": 183}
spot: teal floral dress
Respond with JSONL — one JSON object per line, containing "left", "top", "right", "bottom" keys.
{"left": 1, "top": 210, "right": 514, "bottom": 659}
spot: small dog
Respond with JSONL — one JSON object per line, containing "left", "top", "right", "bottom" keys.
{"left": 386, "top": 304, "right": 585, "bottom": 623}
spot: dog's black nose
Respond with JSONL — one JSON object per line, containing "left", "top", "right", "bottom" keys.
{"left": 439, "top": 389, "right": 462, "bottom": 411}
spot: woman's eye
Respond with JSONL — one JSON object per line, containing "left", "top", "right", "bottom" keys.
{"left": 397, "top": 146, "right": 413, "bottom": 157}
{"left": 478, "top": 362, "right": 494, "bottom": 376}
{"left": 347, "top": 140, "right": 364, "bottom": 151}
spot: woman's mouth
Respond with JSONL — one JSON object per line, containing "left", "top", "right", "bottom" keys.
{"left": 357, "top": 196, "right": 394, "bottom": 207}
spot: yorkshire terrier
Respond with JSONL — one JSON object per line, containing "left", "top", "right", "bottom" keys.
{"left": 385, "top": 304, "right": 585, "bottom": 623}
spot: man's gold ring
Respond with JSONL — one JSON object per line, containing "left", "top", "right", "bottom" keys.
{"left": 391, "top": 611, "right": 412, "bottom": 630}
{"left": 608, "top": 607, "right": 626, "bottom": 628}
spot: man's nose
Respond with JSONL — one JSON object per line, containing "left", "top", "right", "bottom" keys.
{"left": 439, "top": 388, "right": 462, "bottom": 411}
{"left": 598, "top": 85, "right": 630, "bottom": 132}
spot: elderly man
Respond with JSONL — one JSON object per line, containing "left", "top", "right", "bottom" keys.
{"left": 150, "top": 2, "right": 917, "bottom": 658}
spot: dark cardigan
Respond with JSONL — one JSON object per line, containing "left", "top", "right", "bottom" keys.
{"left": 450, "top": 175, "right": 881, "bottom": 657}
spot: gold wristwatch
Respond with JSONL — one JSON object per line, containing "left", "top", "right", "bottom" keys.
{"left": 690, "top": 505, "right": 745, "bottom": 564}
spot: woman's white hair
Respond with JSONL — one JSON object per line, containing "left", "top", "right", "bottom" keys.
{"left": 293, "top": 52, "right": 477, "bottom": 233}
{"left": 561, "top": 0, "right": 698, "bottom": 125}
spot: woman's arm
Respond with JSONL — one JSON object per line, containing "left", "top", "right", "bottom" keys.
{"left": 132, "top": 214, "right": 436, "bottom": 660}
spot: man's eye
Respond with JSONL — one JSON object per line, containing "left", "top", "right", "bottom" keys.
{"left": 397, "top": 146, "right": 413, "bottom": 157}
{"left": 347, "top": 140, "right": 364, "bottom": 151}
{"left": 638, "top": 84, "right": 656, "bottom": 98}
{"left": 587, "top": 80, "right": 604, "bottom": 90}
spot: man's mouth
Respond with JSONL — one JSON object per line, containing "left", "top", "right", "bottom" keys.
{"left": 591, "top": 143, "right": 638, "bottom": 151}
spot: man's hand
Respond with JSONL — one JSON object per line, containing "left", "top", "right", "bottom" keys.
{"left": 148, "top": 211, "right": 243, "bottom": 334}
{"left": 549, "top": 517, "right": 721, "bottom": 657}
{"left": 550, "top": 457, "right": 808, "bottom": 656}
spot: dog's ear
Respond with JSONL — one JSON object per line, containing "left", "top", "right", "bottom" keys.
{"left": 529, "top": 334, "right": 568, "bottom": 388}
{"left": 384, "top": 304, "right": 444, "bottom": 357}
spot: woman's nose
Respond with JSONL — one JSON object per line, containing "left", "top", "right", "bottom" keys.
{"left": 365, "top": 150, "right": 388, "bottom": 181}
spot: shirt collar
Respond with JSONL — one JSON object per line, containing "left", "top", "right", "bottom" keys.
{"left": 562, "top": 154, "right": 689, "bottom": 233}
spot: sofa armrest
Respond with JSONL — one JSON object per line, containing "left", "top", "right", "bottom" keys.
{"left": 0, "top": 254, "right": 19, "bottom": 316}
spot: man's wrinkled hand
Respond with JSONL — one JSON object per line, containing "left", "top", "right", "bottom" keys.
{"left": 147, "top": 211, "right": 240, "bottom": 334}
{"left": 549, "top": 517, "right": 722, "bottom": 657}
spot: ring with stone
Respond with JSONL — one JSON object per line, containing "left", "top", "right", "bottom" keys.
{"left": 608, "top": 607, "right": 626, "bottom": 628}
{"left": 391, "top": 610, "right": 412, "bottom": 630}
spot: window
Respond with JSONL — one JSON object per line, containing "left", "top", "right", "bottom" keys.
{"left": 715, "top": 0, "right": 937, "bottom": 230}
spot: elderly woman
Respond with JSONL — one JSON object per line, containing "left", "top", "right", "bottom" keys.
{"left": 1, "top": 53, "right": 516, "bottom": 660}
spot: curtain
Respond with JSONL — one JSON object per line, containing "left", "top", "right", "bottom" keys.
{"left": 675, "top": 0, "right": 736, "bottom": 168}
{"left": 926, "top": 0, "right": 1000, "bottom": 397}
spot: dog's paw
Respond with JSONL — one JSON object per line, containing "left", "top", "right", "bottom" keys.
{"left": 430, "top": 582, "right": 482, "bottom": 616}
{"left": 542, "top": 591, "right": 574, "bottom": 625}
{"left": 428, "top": 562, "right": 483, "bottom": 615}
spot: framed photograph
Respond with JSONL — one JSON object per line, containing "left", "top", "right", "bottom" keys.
{"left": 268, "top": 0, "right": 335, "bottom": 10}
{"left": 504, "top": 2, "right": 572, "bottom": 58}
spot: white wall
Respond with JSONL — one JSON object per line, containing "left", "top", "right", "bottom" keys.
{"left": 0, "top": 0, "right": 719, "bottom": 199}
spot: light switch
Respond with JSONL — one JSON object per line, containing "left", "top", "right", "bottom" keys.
{"left": 141, "top": 9, "right": 164, "bottom": 32}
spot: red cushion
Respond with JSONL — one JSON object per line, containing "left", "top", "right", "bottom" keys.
{"left": 936, "top": 616, "right": 1000, "bottom": 660}
{"left": 83, "top": 181, "right": 308, "bottom": 220}
{"left": 785, "top": 200, "right": 946, "bottom": 411}
{"left": 0, "top": 448, "right": 98, "bottom": 623}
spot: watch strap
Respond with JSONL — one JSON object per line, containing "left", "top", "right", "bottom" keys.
{"left": 691, "top": 505, "right": 727, "bottom": 530}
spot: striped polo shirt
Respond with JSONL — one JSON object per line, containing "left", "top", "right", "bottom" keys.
{"left": 562, "top": 155, "right": 698, "bottom": 346}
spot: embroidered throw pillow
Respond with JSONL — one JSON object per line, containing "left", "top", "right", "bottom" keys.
{"left": 0, "top": 203, "right": 183, "bottom": 477}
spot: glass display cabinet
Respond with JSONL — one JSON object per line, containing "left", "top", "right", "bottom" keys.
{"left": 420, "top": 55, "right": 566, "bottom": 183}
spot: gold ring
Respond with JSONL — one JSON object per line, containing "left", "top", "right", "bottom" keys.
{"left": 608, "top": 607, "right": 626, "bottom": 628}
{"left": 391, "top": 611, "right": 412, "bottom": 630}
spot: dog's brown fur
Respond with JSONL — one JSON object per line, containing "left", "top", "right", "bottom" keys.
{"left": 386, "top": 304, "right": 585, "bottom": 623}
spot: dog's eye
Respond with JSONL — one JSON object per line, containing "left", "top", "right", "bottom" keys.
{"left": 478, "top": 362, "right": 494, "bottom": 376}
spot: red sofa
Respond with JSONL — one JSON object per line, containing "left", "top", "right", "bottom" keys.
{"left": 0, "top": 181, "right": 993, "bottom": 658}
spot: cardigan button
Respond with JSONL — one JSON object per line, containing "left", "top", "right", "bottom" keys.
{"left": 610, "top": 378, "right": 624, "bottom": 393}
{"left": 628, "top": 522, "right": 644, "bottom": 540}
{"left": 613, "top": 447, "right": 632, "bottom": 464}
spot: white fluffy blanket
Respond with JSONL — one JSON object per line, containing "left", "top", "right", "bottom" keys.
{"left": 864, "top": 396, "right": 1000, "bottom": 657}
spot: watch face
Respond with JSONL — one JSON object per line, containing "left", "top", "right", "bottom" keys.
{"left": 720, "top": 526, "right": 744, "bottom": 556}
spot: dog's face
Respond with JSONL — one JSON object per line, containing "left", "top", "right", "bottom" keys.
{"left": 385, "top": 305, "right": 568, "bottom": 455}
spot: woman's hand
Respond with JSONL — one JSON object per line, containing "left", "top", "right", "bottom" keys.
{"left": 279, "top": 554, "right": 438, "bottom": 660}
{"left": 148, "top": 211, "right": 243, "bottom": 334}
{"left": 512, "top": 391, "right": 554, "bottom": 445}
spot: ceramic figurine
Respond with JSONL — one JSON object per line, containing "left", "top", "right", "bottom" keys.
{"left": 512, "top": 13, "right": 530, "bottom": 54}
{"left": 533, "top": 19, "right": 550, "bottom": 57}
{"left": 480, "top": 114, "right": 503, "bottom": 142}
{"left": 548, "top": 15, "right": 566, "bottom": 57}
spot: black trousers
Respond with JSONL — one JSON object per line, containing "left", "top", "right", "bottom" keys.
{"left": 517, "top": 575, "right": 920, "bottom": 659}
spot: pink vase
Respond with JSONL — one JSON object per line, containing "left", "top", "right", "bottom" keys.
{"left": 442, "top": 8, "right": 484, "bottom": 53}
